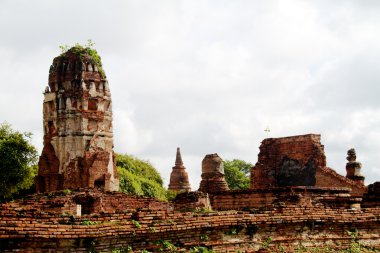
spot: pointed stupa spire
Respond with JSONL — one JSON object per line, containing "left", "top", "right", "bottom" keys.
{"left": 168, "top": 147, "right": 191, "bottom": 192}
{"left": 175, "top": 147, "right": 183, "bottom": 166}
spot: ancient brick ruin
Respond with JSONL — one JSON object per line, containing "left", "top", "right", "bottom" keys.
{"left": 2, "top": 136, "right": 380, "bottom": 252}
{"left": 168, "top": 147, "right": 191, "bottom": 192}
{"left": 251, "top": 134, "right": 366, "bottom": 196}
{"left": 251, "top": 134, "right": 325, "bottom": 189}
{"left": 35, "top": 47, "right": 119, "bottom": 193}
{"left": 1, "top": 48, "right": 380, "bottom": 252}
{"left": 198, "top": 153, "right": 230, "bottom": 194}
{"left": 1, "top": 184, "right": 380, "bottom": 252}
{"left": 346, "top": 148, "right": 365, "bottom": 184}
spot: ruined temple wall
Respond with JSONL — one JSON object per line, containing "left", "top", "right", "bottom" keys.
{"left": 250, "top": 134, "right": 367, "bottom": 197}
{"left": 90, "top": 192, "right": 172, "bottom": 213}
{"left": 210, "top": 187, "right": 356, "bottom": 211}
{"left": 0, "top": 190, "right": 171, "bottom": 216}
{"left": 1, "top": 205, "right": 380, "bottom": 252}
{"left": 316, "top": 167, "right": 367, "bottom": 196}
{"left": 173, "top": 191, "right": 211, "bottom": 211}
{"left": 3, "top": 223, "right": 380, "bottom": 252}
{"left": 251, "top": 134, "right": 326, "bottom": 189}
{"left": 1, "top": 189, "right": 379, "bottom": 252}
{"left": 363, "top": 182, "right": 380, "bottom": 207}
{"left": 211, "top": 190, "right": 276, "bottom": 210}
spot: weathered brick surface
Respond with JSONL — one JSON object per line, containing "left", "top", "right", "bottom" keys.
{"left": 168, "top": 148, "right": 191, "bottom": 192}
{"left": 316, "top": 167, "right": 367, "bottom": 196}
{"left": 0, "top": 190, "right": 379, "bottom": 252}
{"left": 363, "top": 182, "right": 380, "bottom": 208}
{"left": 36, "top": 49, "right": 119, "bottom": 193}
{"left": 345, "top": 148, "right": 365, "bottom": 186}
{"left": 210, "top": 187, "right": 361, "bottom": 211}
{"left": 251, "top": 134, "right": 367, "bottom": 196}
{"left": 0, "top": 189, "right": 171, "bottom": 219}
{"left": 173, "top": 191, "right": 211, "bottom": 211}
{"left": 199, "top": 154, "right": 229, "bottom": 194}
{"left": 0, "top": 200, "right": 380, "bottom": 251}
{"left": 251, "top": 134, "right": 326, "bottom": 189}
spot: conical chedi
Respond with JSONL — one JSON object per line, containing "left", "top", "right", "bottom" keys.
{"left": 168, "top": 147, "right": 191, "bottom": 192}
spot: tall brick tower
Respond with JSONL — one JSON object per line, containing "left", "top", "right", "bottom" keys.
{"left": 168, "top": 147, "right": 191, "bottom": 192}
{"left": 35, "top": 45, "right": 119, "bottom": 192}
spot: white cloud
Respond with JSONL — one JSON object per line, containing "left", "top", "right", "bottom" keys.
{"left": 0, "top": 0, "right": 380, "bottom": 187}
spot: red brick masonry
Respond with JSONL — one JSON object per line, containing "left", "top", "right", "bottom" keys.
{"left": 251, "top": 134, "right": 367, "bottom": 196}
{"left": 0, "top": 189, "right": 379, "bottom": 252}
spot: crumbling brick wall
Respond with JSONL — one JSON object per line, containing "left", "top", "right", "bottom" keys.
{"left": 0, "top": 193, "right": 379, "bottom": 252}
{"left": 173, "top": 191, "right": 211, "bottom": 211}
{"left": 0, "top": 189, "right": 172, "bottom": 218}
{"left": 251, "top": 134, "right": 367, "bottom": 196}
{"left": 316, "top": 166, "right": 367, "bottom": 196}
{"left": 210, "top": 187, "right": 360, "bottom": 211}
{"left": 251, "top": 134, "right": 326, "bottom": 189}
{"left": 362, "top": 182, "right": 380, "bottom": 208}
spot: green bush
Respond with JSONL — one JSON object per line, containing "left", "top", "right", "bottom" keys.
{"left": 224, "top": 159, "right": 252, "bottom": 190}
{"left": 116, "top": 153, "right": 167, "bottom": 200}
{"left": 118, "top": 168, "right": 143, "bottom": 196}
{"left": 140, "top": 178, "right": 167, "bottom": 200}
{"left": 116, "top": 154, "right": 163, "bottom": 185}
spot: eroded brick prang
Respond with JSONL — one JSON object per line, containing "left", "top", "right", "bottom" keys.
{"left": 35, "top": 47, "right": 119, "bottom": 192}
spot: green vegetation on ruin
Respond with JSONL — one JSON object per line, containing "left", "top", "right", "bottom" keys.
{"left": 257, "top": 230, "right": 379, "bottom": 253}
{"left": 59, "top": 39, "right": 106, "bottom": 77}
{"left": 80, "top": 220, "right": 100, "bottom": 226}
{"left": 109, "top": 245, "right": 215, "bottom": 253}
{"left": 131, "top": 219, "right": 141, "bottom": 229}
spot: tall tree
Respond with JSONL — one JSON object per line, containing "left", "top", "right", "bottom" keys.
{"left": 224, "top": 159, "right": 253, "bottom": 190}
{"left": 0, "top": 123, "right": 38, "bottom": 200}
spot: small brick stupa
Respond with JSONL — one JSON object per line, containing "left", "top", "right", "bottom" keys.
{"left": 168, "top": 148, "right": 191, "bottom": 192}
{"left": 346, "top": 148, "right": 365, "bottom": 185}
{"left": 35, "top": 45, "right": 119, "bottom": 192}
{"left": 199, "top": 153, "right": 229, "bottom": 194}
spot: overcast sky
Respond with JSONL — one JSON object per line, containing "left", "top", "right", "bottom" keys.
{"left": 1, "top": 0, "right": 380, "bottom": 188}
